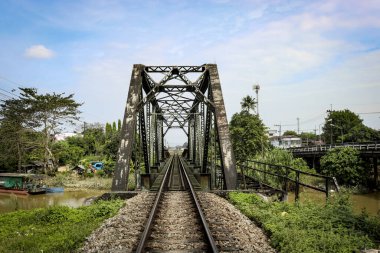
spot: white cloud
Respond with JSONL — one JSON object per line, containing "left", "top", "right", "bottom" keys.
{"left": 25, "top": 44, "right": 55, "bottom": 59}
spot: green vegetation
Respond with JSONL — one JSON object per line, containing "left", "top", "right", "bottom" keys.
{"left": 322, "top": 109, "right": 380, "bottom": 144}
{"left": 283, "top": 130, "right": 297, "bottom": 136}
{"left": 0, "top": 87, "right": 82, "bottom": 173}
{"left": 240, "top": 95, "right": 256, "bottom": 113}
{"left": 53, "top": 122, "right": 120, "bottom": 169}
{"left": 230, "top": 97, "right": 268, "bottom": 162}
{"left": 255, "top": 148, "right": 312, "bottom": 173}
{"left": 321, "top": 147, "right": 366, "bottom": 186}
{"left": 229, "top": 192, "right": 380, "bottom": 253}
{"left": 0, "top": 199, "right": 124, "bottom": 253}
{"left": 247, "top": 148, "right": 318, "bottom": 191}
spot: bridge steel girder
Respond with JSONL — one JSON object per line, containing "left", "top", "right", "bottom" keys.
{"left": 112, "top": 64, "right": 144, "bottom": 191}
{"left": 206, "top": 64, "right": 237, "bottom": 190}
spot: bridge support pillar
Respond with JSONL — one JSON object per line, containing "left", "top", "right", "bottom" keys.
{"left": 207, "top": 64, "right": 237, "bottom": 190}
{"left": 112, "top": 64, "right": 144, "bottom": 191}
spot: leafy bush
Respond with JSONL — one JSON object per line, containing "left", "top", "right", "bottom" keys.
{"left": 250, "top": 148, "right": 318, "bottom": 190}
{"left": 96, "top": 169, "right": 106, "bottom": 178}
{"left": 321, "top": 147, "right": 366, "bottom": 186}
{"left": 229, "top": 192, "right": 380, "bottom": 253}
{"left": 85, "top": 172, "right": 94, "bottom": 178}
{"left": 0, "top": 200, "right": 124, "bottom": 253}
{"left": 102, "top": 158, "right": 115, "bottom": 176}
{"left": 255, "top": 148, "right": 312, "bottom": 173}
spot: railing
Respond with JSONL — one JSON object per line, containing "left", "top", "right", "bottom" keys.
{"left": 238, "top": 160, "right": 340, "bottom": 201}
{"left": 288, "top": 142, "right": 380, "bottom": 153}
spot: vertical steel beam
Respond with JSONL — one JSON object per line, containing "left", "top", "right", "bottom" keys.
{"left": 192, "top": 117, "right": 197, "bottom": 163}
{"left": 139, "top": 107, "right": 150, "bottom": 173}
{"left": 206, "top": 64, "right": 237, "bottom": 190}
{"left": 154, "top": 115, "right": 159, "bottom": 164}
{"left": 147, "top": 103, "right": 151, "bottom": 163}
{"left": 202, "top": 105, "right": 212, "bottom": 172}
{"left": 112, "top": 64, "right": 144, "bottom": 191}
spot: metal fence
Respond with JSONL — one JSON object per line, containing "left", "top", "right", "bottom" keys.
{"left": 288, "top": 142, "right": 380, "bottom": 153}
{"left": 238, "top": 160, "right": 340, "bottom": 201}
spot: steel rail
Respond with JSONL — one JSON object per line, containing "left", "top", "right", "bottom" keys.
{"left": 135, "top": 156, "right": 174, "bottom": 253}
{"left": 178, "top": 155, "right": 219, "bottom": 253}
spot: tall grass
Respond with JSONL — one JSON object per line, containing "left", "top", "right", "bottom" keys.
{"left": 229, "top": 192, "right": 380, "bottom": 253}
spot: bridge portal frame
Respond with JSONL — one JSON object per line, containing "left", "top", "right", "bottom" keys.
{"left": 112, "top": 64, "right": 237, "bottom": 191}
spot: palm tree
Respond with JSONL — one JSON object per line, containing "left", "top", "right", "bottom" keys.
{"left": 240, "top": 95, "right": 256, "bottom": 113}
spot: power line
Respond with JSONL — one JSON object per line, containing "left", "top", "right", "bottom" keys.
{"left": 0, "top": 75, "right": 26, "bottom": 89}
{"left": 0, "top": 92, "right": 13, "bottom": 100}
{"left": 357, "top": 112, "right": 380, "bottom": 115}
{"left": 0, "top": 87, "right": 19, "bottom": 99}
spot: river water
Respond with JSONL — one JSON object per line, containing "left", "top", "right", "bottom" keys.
{"left": 288, "top": 189, "right": 380, "bottom": 216}
{"left": 0, "top": 189, "right": 379, "bottom": 216}
{"left": 0, "top": 190, "right": 105, "bottom": 214}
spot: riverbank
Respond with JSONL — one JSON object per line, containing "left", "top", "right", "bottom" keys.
{"left": 44, "top": 173, "right": 135, "bottom": 191}
{"left": 229, "top": 192, "right": 380, "bottom": 253}
{"left": 286, "top": 188, "right": 380, "bottom": 216}
{"left": 0, "top": 189, "right": 107, "bottom": 214}
{"left": 0, "top": 199, "right": 124, "bottom": 253}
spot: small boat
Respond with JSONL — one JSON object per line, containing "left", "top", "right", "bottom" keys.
{"left": 0, "top": 173, "right": 46, "bottom": 195}
{"left": 46, "top": 187, "right": 64, "bottom": 193}
{"left": 28, "top": 187, "right": 47, "bottom": 195}
{"left": 0, "top": 188, "right": 28, "bottom": 195}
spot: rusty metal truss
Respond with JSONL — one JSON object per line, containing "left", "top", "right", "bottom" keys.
{"left": 112, "top": 64, "right": 237, "bottom": 191}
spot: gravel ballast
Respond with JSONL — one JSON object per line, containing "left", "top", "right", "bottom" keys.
{"left": 79, "top": 192, "right": 155, "bottom": 253}
{"left": 198, "top": 192, "right": 276, "bottom": 253}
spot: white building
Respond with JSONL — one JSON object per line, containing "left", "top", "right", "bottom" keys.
{"left": 270, "top": 135, "right": 302, "bottom": 149}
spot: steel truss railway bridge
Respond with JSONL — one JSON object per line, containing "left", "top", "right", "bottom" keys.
{"left": 112, "top": 64, "right": 237, "bottom": 191}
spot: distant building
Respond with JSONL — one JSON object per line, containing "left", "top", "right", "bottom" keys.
{"left": 267, "top": 129, "right": 277, "bottom": 137}
{"left": 270, "top": 135, "right": 302, "bottom": 149}
{"left": 54, "top": 132, "right": 82, "bottom": 141}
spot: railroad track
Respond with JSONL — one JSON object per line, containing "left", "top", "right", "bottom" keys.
{"left": 135, "top": 154, "right": 218, "bottom": 253}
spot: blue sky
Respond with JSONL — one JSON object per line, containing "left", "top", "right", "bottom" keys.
{"left": 0, "top": 0, "right": 379, "bottom": 145}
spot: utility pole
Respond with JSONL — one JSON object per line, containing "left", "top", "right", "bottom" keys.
{"left": 297, "top": 117, "right": 300, "bottom": 134}
{"left": 253, "top": 84, "right": 260, "bottom": 116}
{"left": 327, "top": 110, "right": 333, "bottom": 144}
{"left": 274, "top": 124, "right": 282, "bottom": 145}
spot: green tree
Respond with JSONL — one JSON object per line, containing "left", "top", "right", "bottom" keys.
{"left": 320, "top": 147, "right": 366, "bottom": 186}
{"left": 299, "top": 132, "right": 317, "bottom": 140}
{"left": 322, "top": 109, "right": 379, "bottom": 144}
{"left": 103, "top": 131, "right": 120, "bottom": 159}
{"left": 105, "top": 123, "right": 112, "bottom": 137}
{"left": 117, "top": 119, "right": 122, "bottom": 131}
{"left": 0, "top": 98, "right": 39, "bottom": 171}
{"left": 83, "top": 125, "right": 105, "bottom": 156}
{"left": 52, "top": 140, "right": 84, "bottom": 166}
{"left": 299, "top": 132, "right": 318, "bottom": 146}
{"left": 230, "top": 110, "right": 268, "bottom": 162}
{"left": 283, "top": 130, "right": 297, "bottom": 136}
{"left": 240, "top": 95, "right": 256, "bottom": 113}
{"left": 19, "top": 88, "right": 82, "bottom": 173}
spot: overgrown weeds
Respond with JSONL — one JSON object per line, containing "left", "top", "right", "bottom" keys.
{"left": 0, "top": 199, "right": 124, "bottom": 253}
{"left": 229, "top": 192, "right": 380, "bottom": 253}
